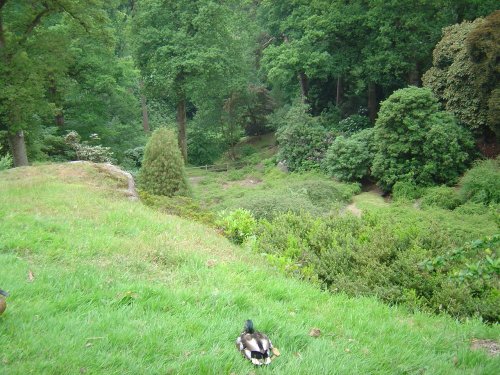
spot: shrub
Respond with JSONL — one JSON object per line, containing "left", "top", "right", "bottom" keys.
{"left": 0, "top": 146, "right": 12, "bottom": 171}
{"left": 235, "top": 179, "right": 360, "bottom": 220}
{"left": 459, "top": 158, "right": 500, "bottom": 205}
{"left": 421, "top": 186, "right": 461, "bottom": 210}
{"left": 372, "top": 87, "right": 475, "bottom": 191}
{"left": 122, "top": 146, "right": 145, "bottom": 170}
{"left": 392, "top": 181, "right": 423, "bottom": 202}
{"left": 252, "top": 210, "right": 498, "bottom": 321}
{"left": 139, "top": 191, "right": 214, "bottom": 225}
{"left": 187, "top": 127, "right": 225, "bottom": 166}
{"left": 216, "top": 209, "right": 256, "bottom": 244}
{"left": 335, "top": 114, "right": 371, "bottom": 135}
{"left": 139, "top": 128, "right": 190, "bottom": 197}
{"left": 64, "top": 131, "right": 114, "bottom": 163}
{"left": 323, "top": 128, "right": 375, "bottom": 182}
{"left": 276, "top": 103, "right": 332, "bottom": 171}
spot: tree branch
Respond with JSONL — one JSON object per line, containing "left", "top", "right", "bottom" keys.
{"left": 52, "top": 0, "right": 90, "bottom": 33}
{"left": 16, "top": 4, "right": 51, "bottom": 47}
{"left": 0, "top": 0, "right": 7, "bottom": 10}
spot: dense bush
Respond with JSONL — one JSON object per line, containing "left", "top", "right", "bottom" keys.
{"left": 392, "top": 181, "right": 423, "bottom": 202}
{"left": 252, "top": 211, "right": 499, "bottom": 322}
{"left": 238, "top": 193, "right": 322, "bottom": 220}
{"left": 335, "top": 114, "right": 372, "bottom": 135}
{"left": 139, "top": 128, "right": 190, "bottom": 197}
{"left": 323, "top": 128, "right": 375, "bottom": 182}
{"left": 0, "top": 146, "right": 12, "bottom": 171}
{"left": 372, "top": 87, "right": 475, "bottom": 191}
{"left": 187, "top": 127, "right": 225, "bottom": 166}
{"left": 216, "top": 209, "right": 256, "bottom": 244}
{"left": 235, "top": 179, "right": 360, "bottom": 220}
{"left": 421, "top": 186, "right": 461, "bottom": 210}
{"left": 421, "top": 235, "right": 500, "bottom": 322}
{"left": 122, "top": 146, "right": 145, "bottom": 170}
{"left": 64, "top": 131, "right": 114, "bottom": 163}
{"left": 276, "top": 103, "right": 332, "bottom": 171}
{"left": 139, "top": 191, "right": 214, "bottom": 225}
{"left": 459, "top": 158, "right": 500, "bottom": 205}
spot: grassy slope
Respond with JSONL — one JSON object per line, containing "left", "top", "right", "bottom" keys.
{"left": 0, "top": 163, "right": 499, "bottom": 374}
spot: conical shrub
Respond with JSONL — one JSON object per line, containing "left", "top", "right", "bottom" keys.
{"left": 139, "top": 128, "right": 190, "bottom": 197}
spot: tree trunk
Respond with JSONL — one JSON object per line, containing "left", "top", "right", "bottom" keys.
{"left": 8, "top": 130, "right": 29, "bottom": 167}
{"left": 408, "top": 62, "right": 420, "bottom": 86}
{"left": 1, "top": 11, "right": 29, "bottom": 166}
{"left": 48, "top": 81, "right": 64, "bottom": 127}
{"left": 336, "top": 76, "right": 343, "bottom": 106}
{"left": 298, "top": 71, "right": 309, "bottom": 104}
{"left": 176, "top": 97, "right": 187, "bottom": 161}
{"left": 367, "top": 83, "right": 378, "bottom": 123}
{"left": 139, "top": 80, "right": 150, "bottom": 132}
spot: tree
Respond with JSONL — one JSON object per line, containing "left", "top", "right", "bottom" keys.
{"left": 422, "top": 11, "right": 499, "bottom": 154}
{"left": 139, "top": 128, "right": 189, "bottom": 197}
{"left": 131, "top": 0, "right": 250, "bottom": 161}
{"left": 372, "top": 87, "right": 475, "bottom": 191}
{"left": 0, "top": 0, "right": 108, "bottom": 166}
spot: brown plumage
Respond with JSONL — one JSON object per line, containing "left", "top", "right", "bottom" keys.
{"left": 0, "top": 289, "right": 9, "bottom": 315}
{"left": 235, "top": 320, "right": 273, "bottom": 366}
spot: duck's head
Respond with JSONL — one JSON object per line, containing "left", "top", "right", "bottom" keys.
{"left": 0, "top": 289, "right": 8, "bottom": 297}
{"left": 244, "top": 319, "right": 255, "bottom": 334}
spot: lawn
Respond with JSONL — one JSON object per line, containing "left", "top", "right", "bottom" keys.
{"left": 0, "top": 163, "right": 499, "bottom": 374}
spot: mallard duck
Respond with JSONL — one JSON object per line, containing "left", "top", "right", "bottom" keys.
{"left": 0, "top": 289, "right": 9, "bottom": 315}
{"left": 236, "top": 320, "right": 273, "bottom": 366}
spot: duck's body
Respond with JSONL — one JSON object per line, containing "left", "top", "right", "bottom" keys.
{"left": 0, "top": 289, "right": 8, "bottom": 315}
{"left": 236, "top": 320, "right": 273, "bottom": 366}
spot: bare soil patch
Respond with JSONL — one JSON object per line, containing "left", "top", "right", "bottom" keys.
{"left": 470, "top": 339, "right": 500, "bottom": 357}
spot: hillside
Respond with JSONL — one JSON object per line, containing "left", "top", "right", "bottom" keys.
{"left": 0, "top": 163, "right": 499, "bottom": 374}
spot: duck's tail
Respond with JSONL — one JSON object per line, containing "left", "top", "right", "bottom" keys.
{"left": 0, "top": 289, "right": 9, "bottom": 297}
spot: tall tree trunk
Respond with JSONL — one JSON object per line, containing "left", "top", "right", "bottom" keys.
{"left": 176, "top": 97, "right": 187, "bottom": 161}
{"left": 140, "top": 94, "right": 150, "bottom": 133}
{"left": 298, "top": 71, "right": 309, "bottom": 104}
{"left": 336, "top": 76, "right": 343, "bottom": 106}
{"left": 367, "top": 83, "right": 378, "bottom": 123}
{"left": 8, "top": 130, "right": 29, "bottom": 167}
{"left": 1, "top": 7, "right": 29, "bottom": 166}
{"left": 139, "top": 80, "right": 150, "bottom": 132}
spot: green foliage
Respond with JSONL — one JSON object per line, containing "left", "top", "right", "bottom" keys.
{"left": 216, "top": 209, "right": 256, "bottom": 245}
{"left": 139, "top": 128, "right": 189, "bottom": 197}
{"left": 253, "top": 210, "right": 499, "bottom": 321}
{"left": 421, "top": 235, "right": 500, "bottom": 322}
{"left": 139, "top": 191, "right": 214, "bottom": 226}
{"left": 122, "top": 147, "right": 145, "bottom": 170}
{"left": 323, "top": 128, "right": 375, "bottom": 182}
{"left": 422, "top": 12, "right": 499, "bottom": 138}
{"left": 459, "top": 158, "right": 500, "bottom": 205}
{"left": 335, "top": 115, "right": 372, "bottom": 135}
{"left": 238, "top": 193, "right": 321, "bottom": 221}
{"left": 0, "top": 146, "right": 12, "bottom": 171}
{"left": 276, "top": 103, "right": 331, "bottom": 171}
{"left": 392, "top": 181, "right": 423, "bottom": 202}
{"left": 64, "top": 131, "right": 114, "bottom": 163}
{"left": 421, "top": 186, "right": 461, "bottom": 210}
{"left": 372, "top": 87, "right": 475, "bottom": 191}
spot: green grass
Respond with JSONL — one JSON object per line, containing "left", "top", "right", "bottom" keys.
{"left": 1, "top": 163, "right": 499, "bottom": 374}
